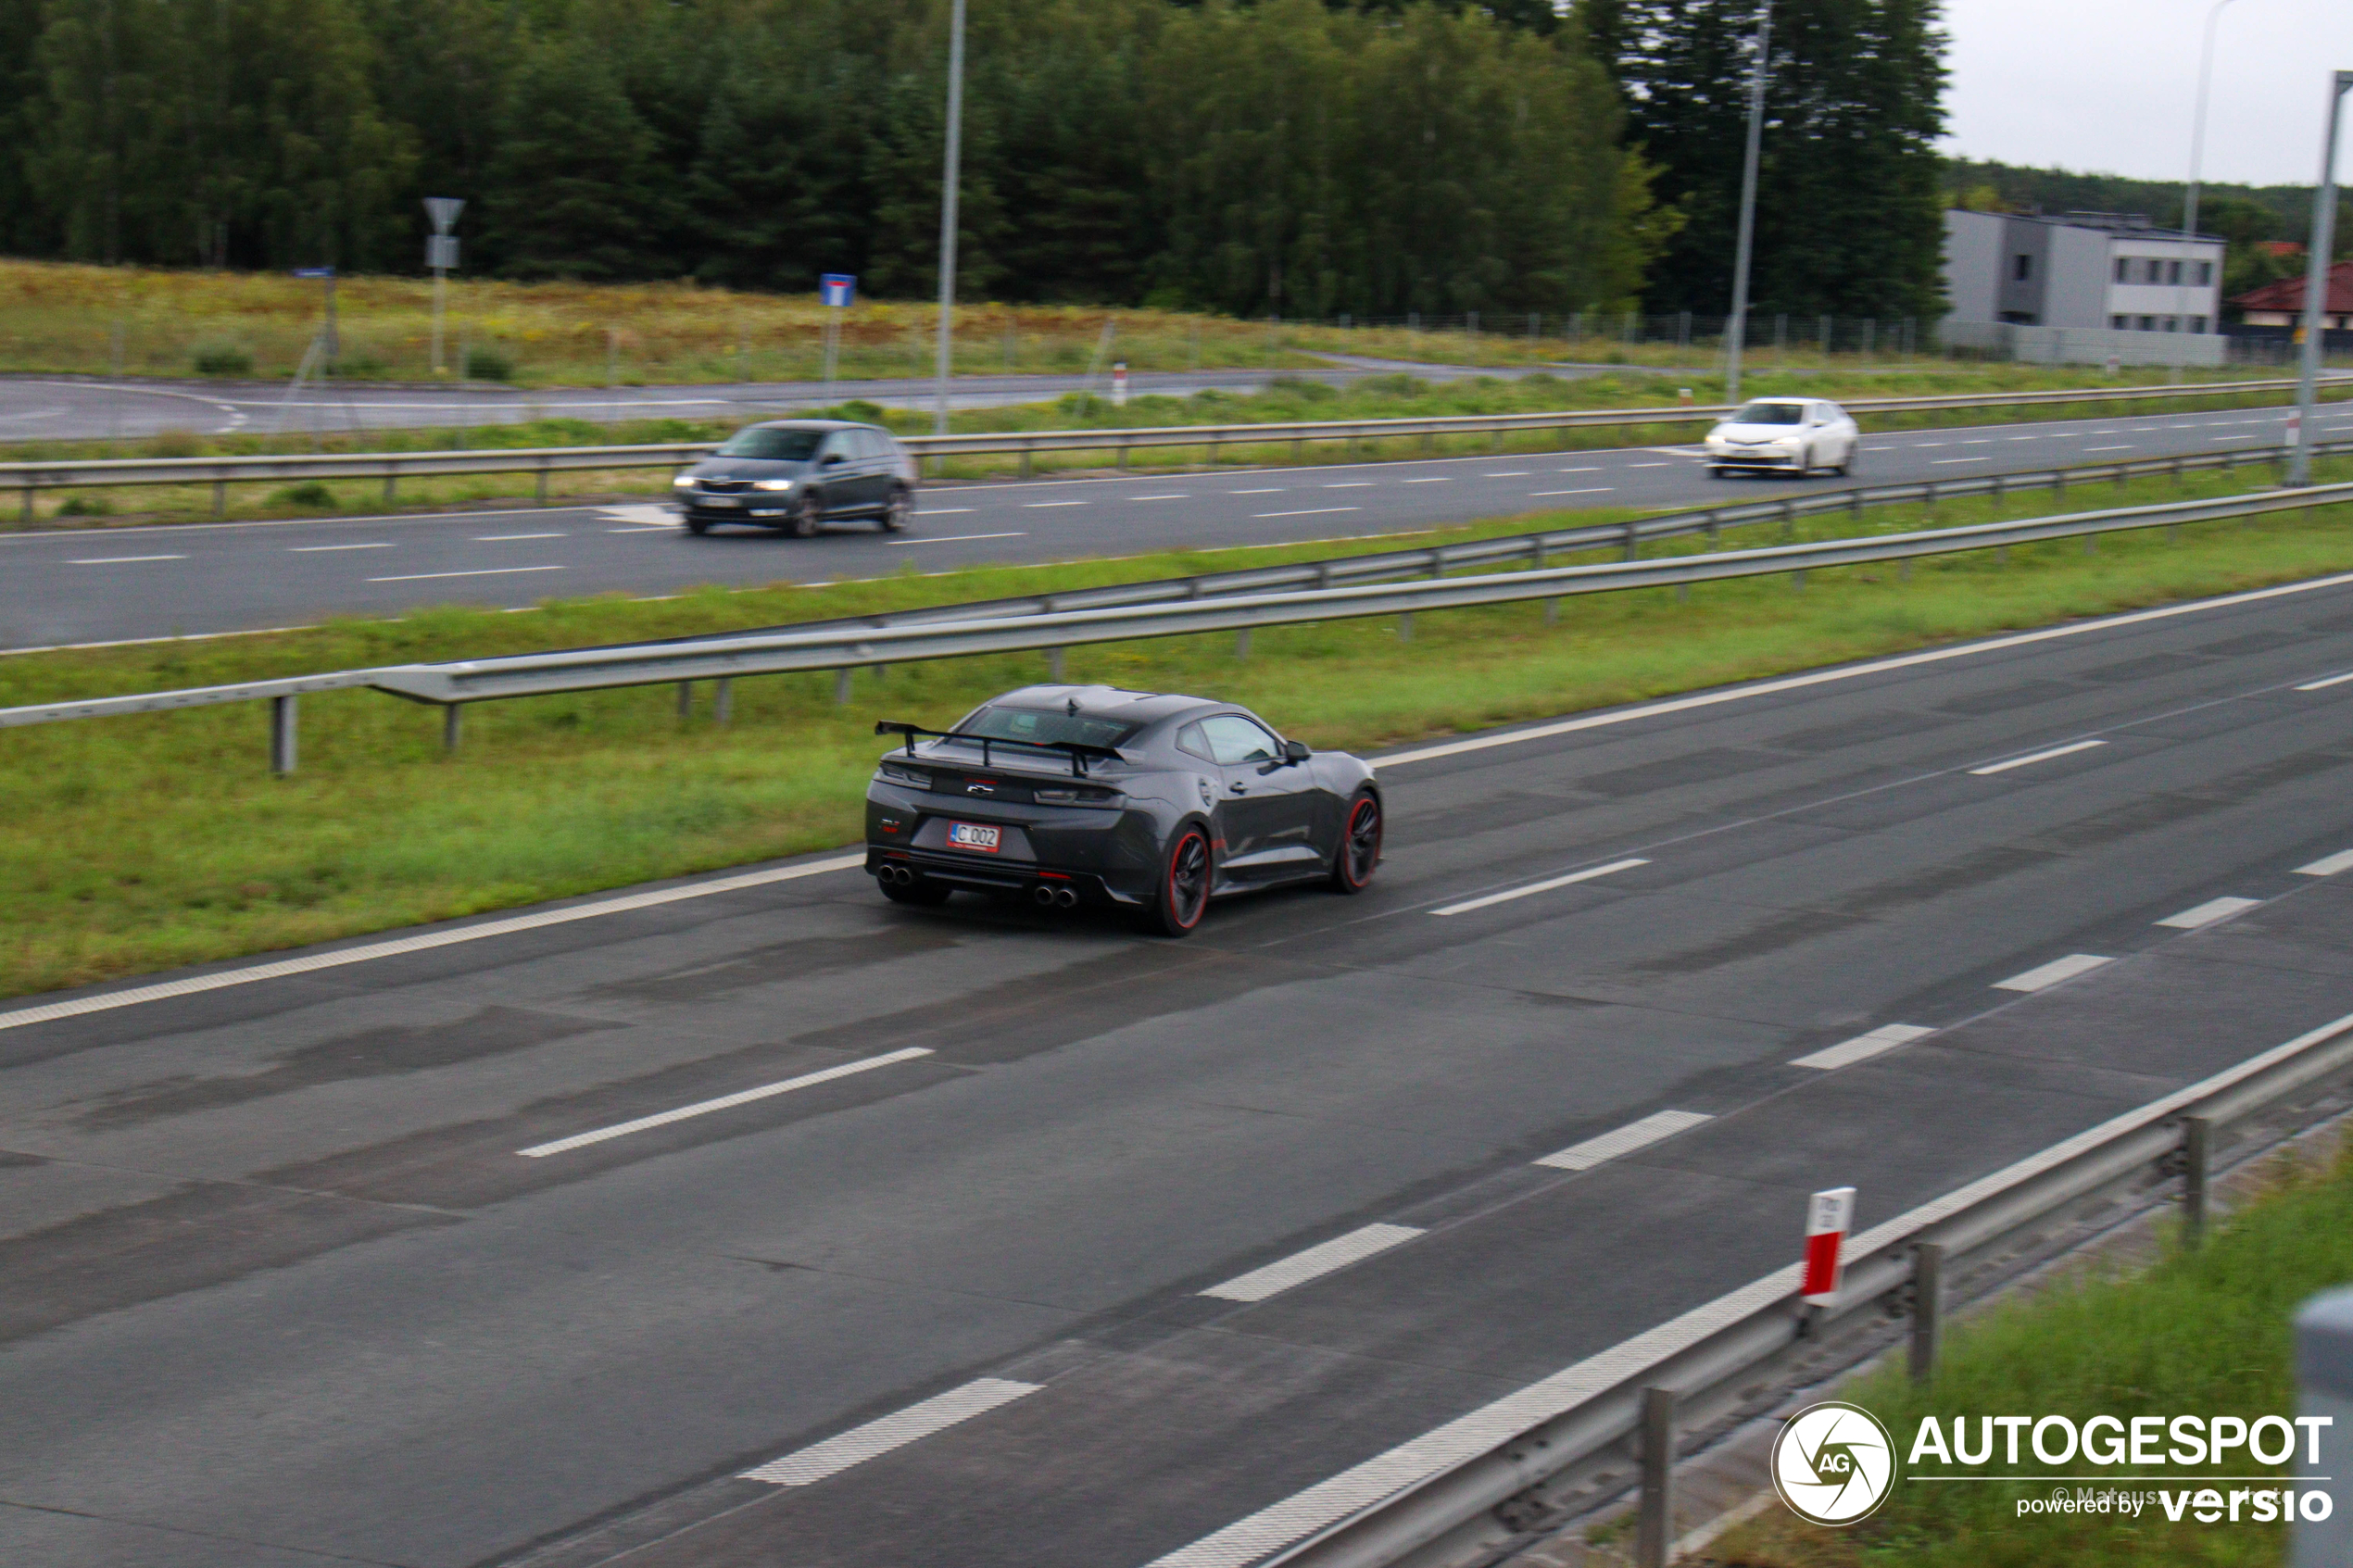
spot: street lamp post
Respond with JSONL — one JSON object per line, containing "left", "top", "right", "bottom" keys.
{"left": 934, "top": 0, "right": 967, "bottom": 442}
{"left": 1724, "top": 0, "right": 1773, "bottom": 405}
{"left": 2173, "top": 0, "right": 2240, "bottom": 383}
{"left": 2288, "top": 70, "right": 2351, "bottom": 488}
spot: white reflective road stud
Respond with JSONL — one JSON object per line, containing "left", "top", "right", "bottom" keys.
{"left": 1789, "top": 1024, "right": 1935, "bottom": 1072}
{"left": 1199, "top": 1224, "right": 1425, "bottom": 1303}
{"left": 737, "top": 1379, "right": 1042, "bottom": 1486}
{"left": 2156, "top": 897, "right": 2261, "bottom": 931}
{"left": 1993, "top": 953, "right": 2114, "bottom": 993}
{"left": 1534, "top": 1110, "right": 1711, "bottom": 1172}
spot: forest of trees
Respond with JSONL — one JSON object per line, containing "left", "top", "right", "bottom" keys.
{"left": 0, "top": 0, "right": 1954, "bottom": 321}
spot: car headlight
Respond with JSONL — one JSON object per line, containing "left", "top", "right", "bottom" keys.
{"left": 752, "top": 478, "right": 796, "bottom": 492}
{"left": 672, "top": 474, "right": 695, "bottom": 488}
{"left": 878, "top": 761, "right": 931, "bottom": 788}
{"left": 1772, "top": 436, "right": 1801, "bottom": 446}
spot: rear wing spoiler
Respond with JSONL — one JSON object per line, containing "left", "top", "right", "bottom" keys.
{"left": 875, "top": 721, "right": 1126, "bottom": 778}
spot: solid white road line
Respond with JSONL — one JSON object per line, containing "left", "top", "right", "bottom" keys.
{"left": 738, "top": 1379, "right": 1042, "bottom": 1486}
{"left": 1254, "top": 507, "right": 1360, "bottom": 519}
{"left": 2295, "top": 671, "right": 2353, "bottom": 691}
{"left": 516, "top": 1047, "right": 934, "bottom": 1157}
{"left": 2156, "top": 897, "right": 2261, "bottom": 931}
{"left": 0, "top": 852, "right": 869, "bottom": 1035}
{"left": 69, "top": 555, "right": 185, "bottom": 565}
{"left": 367, "top": 565, "right": 565, "bottom": 583}
{"left": 1371, "top": 570, "right": 2353, "bottom": 771}
{"left": 1144, "top": 1006, "right": 2353, "bottom": 1568}
{"left": 1967, "top": 739, "right": 2108, "bottom": 776}
{"left": 1993, "top": 953, "right": 2114, "bottom": 993}
{"left": 890, "top": 532, "right": 1026, "bottom": 546}
{"left": 1533, "top": 1110, "right": 1711, "bottom": 1172}
{"left": 1789, "top": 1023, "right": 1935, "bottom": 1072}
{"left": 475, "top": 532, "right": 566, "bottom": 541}
{"left": 289, "top": 542, "right": 395, "bottom": 552}
{"left": 2296, "top": 849, "right": 2353, "bottom": 877}
{"left": 1430, "top": 858, "right": 1648, "bottom": 916}
{"left": 1199, "top": 1223, "right": 1425, "bottom": 1302}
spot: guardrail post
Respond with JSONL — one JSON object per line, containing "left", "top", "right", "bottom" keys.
{"left": 270, "top": 695, "right": 297, "bottom": 776}
{"left": 2114, "top": 463, "right": 2128, "bottom": 491}
{"left": 19, "top": 483, "right": 32, "bottom": 526}
{"left": 835, "top": 668, "right": 853, "bottom": 705}
{"left": 535, "top": 463, "right": 549, "bottom": 505}
{"left": 1635, "top": 1386, "right": 1678, "bottom": 1568}
{"left": 1780, "top": 498, "right": 1796, "bottom": 541}
{"left": 212, "top": 480, "right": 226, "bottom": 520}
{"left": 443, "top": 705, "right": 462, "bottom": 753}
{"left": 2183, "top": 1115, "right": 2211, "bottom": 1247}
{"left": 2084, "top": 530, "right": 2098, "bottom": 557}
{"left": 1048, "top": 648, "right": 1066, "bottom": 682}
{"left": 2054, "top": 470, "right": 2067, "bottom": 502}
{"left": 1235, "top": 629, "right": 1252, "bottom": 660}
{"left": 1019, "top": 446, "right": 1033, "bottom": 480}
{"left": 1117, "top": 441, "right": 1130, "bottom": 471}
{"left": 1397, "top": 614, "right": 1414, "bottom": 643}
{"left": 676, "top": 681, "right": 693, "bottom": 718}
{"left": 1705, "top": 512, "right": 1721, "bottom": 548}
{"left": 1623, "top": 519, "right": 1640, "bottom": 561}
{"left": 1909, "top": 1242, "right": 1944, "bottom": 1384}
{"left": 1291, "top": 437, "right": 1303, "bottom": 463}
{"left": 2171, "top": 456, "right": 2185, "bottom": 486}
{"left": 1992, "top": 472, "right": 2007, "bottom": 507}
{"left": 714, "top": 677, "right": 734, "bottom": 723}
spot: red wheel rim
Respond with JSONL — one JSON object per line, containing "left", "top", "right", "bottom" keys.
{"left": 1165, "top": 830, "right": 1209, "bottom": 928}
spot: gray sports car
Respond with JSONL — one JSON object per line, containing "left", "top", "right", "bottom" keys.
{"left": 863, "top": 684, "right": 1383, "bottom": 935}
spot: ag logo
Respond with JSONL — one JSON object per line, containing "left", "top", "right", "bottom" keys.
{"left": 1769, "top": 1401, "right": 1894, "bottom": 1525}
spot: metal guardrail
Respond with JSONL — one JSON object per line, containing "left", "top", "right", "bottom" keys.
{"left": 4, "top": 373, "right": 2344, "bottom": 518}
{"left": 5, "top": 464, "right": 2352, "bottom": 774}
{"left": 1250, "top": 1005, "right": 2353, "bottom": 1568}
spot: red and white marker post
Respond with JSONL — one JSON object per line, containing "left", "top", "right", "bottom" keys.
{"left": 1801, "top": 1186, "right": 1857, "bottom": 1306}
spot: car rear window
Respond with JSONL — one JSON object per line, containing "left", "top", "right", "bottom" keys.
{"left": 714, "top": 426, "right": 824, "bottom": 460}
{"left": 959, "top": 708, "right": 1137, "bottom": 749}
{"left": 1730, "top": 401, "right": 1805, "bottom": 425}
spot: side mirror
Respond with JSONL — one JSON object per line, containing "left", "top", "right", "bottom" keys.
{"left": 821, "top": 452, "right": 845, "bottom": 466}
{"left": 1283, "top": 739, "right": 1311, "bottom": 762}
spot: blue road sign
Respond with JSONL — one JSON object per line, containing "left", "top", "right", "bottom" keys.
{"left": 820, "top": 274, "right": 856, "bottom": 308}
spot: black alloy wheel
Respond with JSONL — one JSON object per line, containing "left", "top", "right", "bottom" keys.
{"left": 1329, "top": 790, "right": 1382, "bottom": 893}
{"left": 684, "top": 512, "right": 711, "bottom": 535}
{"left": 1836, "top": 445, "right": 1856, "bottom": 478}
{"left": 879, "top": 487, "right": 912, "bottom": 533}
{"left": 786, "top": 490, "right": 824, "bottom": 538}
{"left": 1140, "top": 826, "right": 1212, "bottom": 936}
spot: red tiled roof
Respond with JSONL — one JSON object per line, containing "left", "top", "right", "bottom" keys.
{"left": 2231, "top": 258, "right": 2353, "bottom": 313}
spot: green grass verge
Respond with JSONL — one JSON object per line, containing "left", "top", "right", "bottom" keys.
{"left": 5, "top": 458, "right": 2352, "bottom": 1001}
{"left": 1719, "top": 1135, "right": 2353, "bottom": 1567}
{"left": 8, "top": 366, "right": 2344, "bottom": 533}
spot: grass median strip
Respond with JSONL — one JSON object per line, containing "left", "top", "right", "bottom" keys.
{"left": 5, "top": 458, "right": 2353, "bottom": 1001}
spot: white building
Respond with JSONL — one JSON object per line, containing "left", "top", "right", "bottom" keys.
{"left": 1943, "top": 209, "right": 2228, "bottom": 365}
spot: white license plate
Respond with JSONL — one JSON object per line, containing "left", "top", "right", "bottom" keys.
{"left": 946, "top": 822, "right": 1001, "bottom": 853}
{"left": 702, "top": 495, "right": 740, "bottom": 508}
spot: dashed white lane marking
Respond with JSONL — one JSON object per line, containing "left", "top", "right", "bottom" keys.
{"left": 595, "top": 504, "right": 673, "bottom": 527}
{"left": 1529, "top": 487, "right": 1614, "bottom": 496}
{"left": 1931, "top": 458, "right": 1989, "bottom": 464}
{"left": 2007, "top": 434, "right": 2041, "bottom": 440}
{"left": 1227, "top": 487, "right": 1285, "bottom": 494}
{"left": 738, "top": 1379, "right": 1042, "bottom": 1486}
{"left": 1322, "top": 482, "right": 1374, "bottom": 489}
{"left": 1628, "top": 461, "right": 1670, "bottom": 468}
{"left": 1128, "top": 494, "right": 1190, "bottom": 501}
{"left": 475, "top": 532, "right": 566, "bottom": 541}
{"left": 1253, "top": 507, "right": 1360, "bottom": 519}
{"left": 2296, "top": 671, "right": 2353, "bottom": 691}
{"left": 2211, "top": 434, "right": 2260, "bottom": 441}
{"left": 1399, "top": 477, "right": 1451, "bottom": 483}
{"left": 1023, "top": 500, "right": 1088, "bottom": 508}
{"left": 1789, "top": 1023, "right": 1936, "bottom": 1072}
{"left": 0, "top": 853, "right": 868, "bottom": 1035}
{"left": 607, "top": 526, "right": 674, "bottom": 533}
{"left": 1482, "top": 471, "right": 1532, "bottom": 478}
{"left": 1534, "top": 1110, "right": 1711, "bottom": 1171}
{"left": 367, "top": 565, "right": 565, "bottom": 583}
{"left": 1959, "top": 438, "right": 1994, "bottom": 445}
{"left": 1199, "top": 1223, "right": 1425, "bottom": 1302}
{"left": 1968, "top": 738, "right": 2108, "bottom": 776}
{"left": 2082, "top": 445, "right": 2136, "bottom": 452}
{"left": 1993, "top": 952, "right": 2113, "bottom": 993}
{"left": 2297, "top": 849, "right": 2353, "bottom": 876}
{"left": 1432, "top": 858, "right": 1648, "bottom": 916}
{"left": 916, "top": 507, "right": 975, "bottom": 515}
{"left": 69, "top": 555, "right": 185, "bottom": 565}
{"left": 517, "top": 1047, "right": 935, "bottom": 1157}
{"left": 2156, "top": 897, "right": 2261, "bottom": 931}
{"left": 1557, "top": 466, "right": 1604, "bottom": 472}
{"left": 289, "top": 542, "right": 394, "bottom": 552}
{"left": 890, "top": 532, "right": 1026, "bottom": 546}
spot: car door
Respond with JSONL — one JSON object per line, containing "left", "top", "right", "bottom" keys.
{"left": 811, "top": 433, "right": 857, "bottom": 516}
{"left": 1197, "top": 713, "right": 1321, "bottom": 879}
{"left": 848, "top": 429, "right": 891, "bottom": 511}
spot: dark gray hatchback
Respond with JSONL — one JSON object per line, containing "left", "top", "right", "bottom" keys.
{"left": 671, "top": 419, "right": 918, "bottom": 536}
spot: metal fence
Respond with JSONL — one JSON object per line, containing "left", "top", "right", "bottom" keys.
{"left": 4, "top": 372, "right": 2343, "bottom": 520}
{"left": 1254, "top": 1006, "right": 2353, "bottom": 1568}
{"left": 6, "top": 460, "right": 2350, "bottom": 775}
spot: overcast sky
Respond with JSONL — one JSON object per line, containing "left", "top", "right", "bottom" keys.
{"left": 1940, "top": 0, "right": 2352, "bottom": 188}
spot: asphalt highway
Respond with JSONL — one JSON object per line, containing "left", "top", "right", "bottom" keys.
{"left": 0, "top": 356, "right": 1572, "bottom": 444}
{"left": 6, "top": 567, "right": 2353, "bottom": 1566}
{"left": 8, "top": 400, "right": 2346, "bottom": 651}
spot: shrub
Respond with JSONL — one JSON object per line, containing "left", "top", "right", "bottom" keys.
{"left": 463, "top": 345, "right": 515, "bottom": 382}
{"left": 57, "top": 495, "right": 111, "bottom": 517}
{"left": 269, "top": 481, "right": 335, "bottom": 508}
{"left": 145, "top": 430, "right": 201, "bottom": 458}
{"left": 192, "top": 345, "right": 254, "bottom": 376}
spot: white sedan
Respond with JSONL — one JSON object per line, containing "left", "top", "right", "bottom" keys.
{"left": 1703, "top": 397, "right": 1859, "bottom": 479}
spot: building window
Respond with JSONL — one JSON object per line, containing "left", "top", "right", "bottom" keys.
{"left": 2167, "top": 259, "right": 2183, "bottom": 284}
{"left": 2146, "top": 258, "right": 2164, "bottom": 282}
{"left": 2191, "top": 316, "right": 2208, "bottom": 333}
{"left": 2196, "top": 261, "right": 2213, "bottom": 286}
{"left": 2114, "top": 257, "right": 2130, "bottom": 282}
{"left": 2138, "top": 316, "right": 2155, "bottom": 331}
{"left": 2013, "top": 254, "right": 2032, "bottom": 282}
{"left": 2164, "top": 317, "right": 2180, "bottom": 332}
{"left": 2111, "top": 314, "right": 2128, "bottom": 330}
